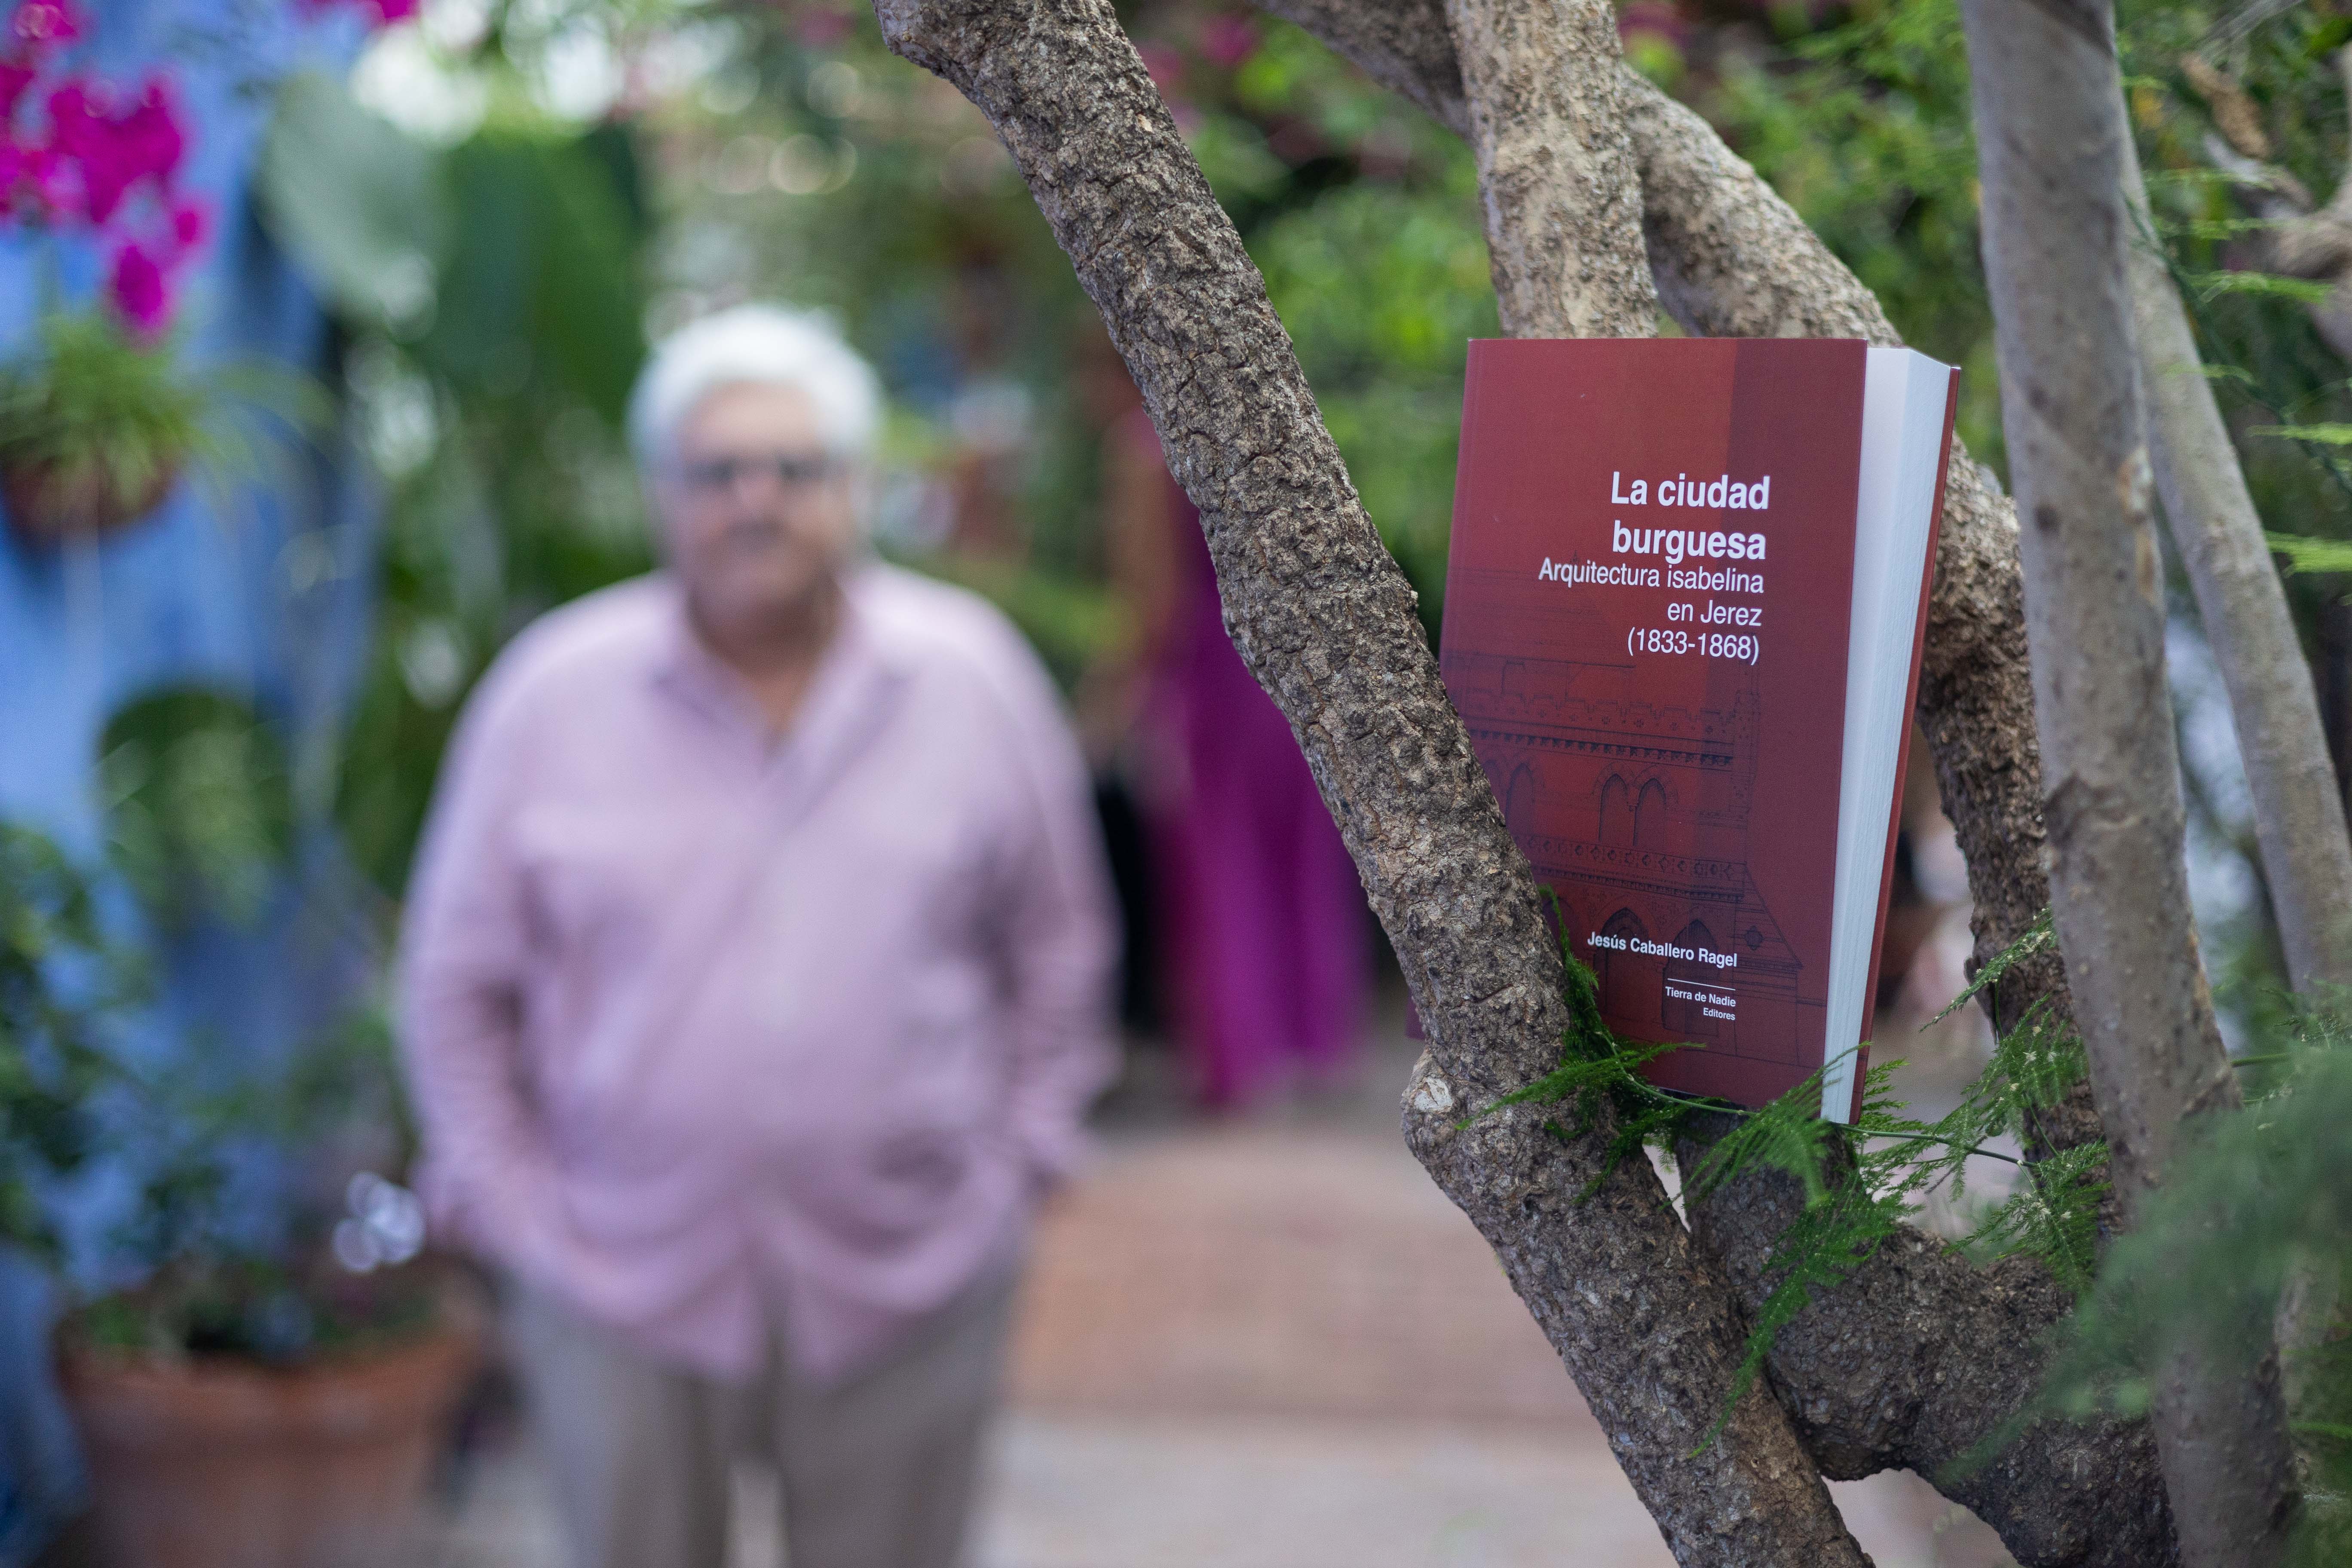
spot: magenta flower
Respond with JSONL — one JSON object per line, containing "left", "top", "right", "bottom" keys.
{"left": 0, "top": 137, "right": 65, "bottom": 220}
{"left": 107, "top": 237, "right": 168, "bottom": 337}
{"left": 168, "top": 195, "right": 205, "bottom": 251}
{"left": 44, "top": 74, "right": 183, "bottom": 226}
{"left": 1, "top": 57, "right": 34, "bottom": 119}
{"left": 8, "top": 0, "right": 80, "bottom": 53}
{"left": 1, "top": 1, "right": 209, "bottom": 337}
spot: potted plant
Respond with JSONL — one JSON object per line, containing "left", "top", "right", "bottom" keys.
{"left": 0, "top": 310, "right": 211, "bottom": 546}
{"left": 51, "top": 1095, "right": 484, "bottom": 1568}
{"left": 1, "top": 691, "right": 481, "bottom": 1568}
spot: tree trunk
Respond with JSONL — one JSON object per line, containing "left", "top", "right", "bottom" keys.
{"left": 1672, "top": 1115, "right": 2173, "bottom": 1567}
{"left": 1442, "top": 0, "right": 1655, "bottom": 337}
{"left": 1252, "top": 9, "right": 2174, "bottom": 1563}
{"left": 2119, "top": 136, "right": 2352, "bottom": 998}
{"left": 872, "top": 0, "right": 1869, "bottom": 1559}
{"left": 1958, "top": 3, "right": 2300, "bottom": 1562}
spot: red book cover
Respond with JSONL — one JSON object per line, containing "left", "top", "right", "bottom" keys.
{"left": 1439, "top": 337, "right": 1899, "bottom": 1113}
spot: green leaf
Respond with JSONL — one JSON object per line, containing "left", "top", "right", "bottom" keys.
{"left": 2251, "top": 424, "right": 2352, "bottom": 444}
{"left": 2188, "top": 272, "right": 2337, "bottom": 306}
{"left": 2266, "top": 532, "right": 2352, "bottom": 573}
{"left": 2162, "top": 217, "right": 2283, "bottom": 241}
{"left": 257, "top": 71, "right": 452, "bottom": 331}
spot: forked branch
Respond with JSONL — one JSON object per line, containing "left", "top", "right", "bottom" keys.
{"left": 872, "top": 0, "right": 1869, "bottom": 1558}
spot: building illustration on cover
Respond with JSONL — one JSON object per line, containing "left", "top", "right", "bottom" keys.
{"left": 1441, "top": 569, "right": 1818, "bottom": 1067}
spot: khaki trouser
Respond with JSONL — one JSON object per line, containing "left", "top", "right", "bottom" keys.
{"left": 502, "top": 1271, "right": 1017, "bottom": 1568}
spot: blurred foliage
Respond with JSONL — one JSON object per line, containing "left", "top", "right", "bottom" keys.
{"left": 98, "top": 688, "right": 296, "bottom": 934}
{"left": 259, "top": 64, "right": 657, "bottom": 896}
{"left": 0, "top": 816, "right": 419, "bottom": 1355}
{"left": 2121, "top": 2, "right": 2352, "bottom": 562}
{"left": 69, "top": 995, "right": 424, "bottom": 1360}
{"left": 2114, "top": 3, "right": 2352, "bottom": 1004}
{"left": 1687, "top": 0, "right": 2003, "bottom": 469}
{"left": 0, "top": 823, "right": 135, "bottom": 1267}
{"left": 2025, "top": 999, "right": 2352, "bottom": 1565}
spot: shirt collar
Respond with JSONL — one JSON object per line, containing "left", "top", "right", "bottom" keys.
{"left": 648, "top": 562, "right": 912, "bottom": 753}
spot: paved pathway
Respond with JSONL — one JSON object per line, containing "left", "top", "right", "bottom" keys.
{"left": 432, "top": 1005, "right": 2018, "bottom": 1568}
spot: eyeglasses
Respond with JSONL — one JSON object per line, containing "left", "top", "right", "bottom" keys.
{"left": 674, "top": 451, "right": 839, "bottom": 496}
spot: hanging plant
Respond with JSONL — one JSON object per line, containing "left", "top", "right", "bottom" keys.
{"left": 0, "top": 0, "right": 320, "bottom": 548}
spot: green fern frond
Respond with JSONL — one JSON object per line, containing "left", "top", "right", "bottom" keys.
{"left": 1960, "top": 1142, "right": 2107, "bottom": 1293}
{"left": 1473, "top": 904, "right": 2117, "bottom": 1456}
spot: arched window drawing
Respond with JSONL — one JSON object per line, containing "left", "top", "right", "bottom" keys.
{"left": 1634, "top": 779, "right": 1669, "bottom": 847}
{"left": 1661, "top": 919, "right": 1721, "bottom": 1038}
{"left": 1598, "top": 907, "right": 1650, "bottom": 1022}
{"left": 1505, "top": 763, "right": 1537, "bottom": 824}
{"left": 1599, "top": 776, "right": 1633, "bottom": 844}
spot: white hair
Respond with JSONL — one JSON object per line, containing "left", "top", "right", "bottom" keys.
{"left": 628, "top": 303, "right": 882, "bottom": 469}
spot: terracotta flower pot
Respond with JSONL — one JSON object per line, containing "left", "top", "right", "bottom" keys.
{"left": 58, "top": 1316, "right": 480, "bottom": 1568}
{"left": 0, "top": 455, "right": 182, "bottom": 548}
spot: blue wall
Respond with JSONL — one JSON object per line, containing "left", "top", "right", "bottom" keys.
{"left": 0, "top": 3, "right": 374, "bottom": 1555}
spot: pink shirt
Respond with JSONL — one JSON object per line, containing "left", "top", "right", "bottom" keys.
{"left": 398, "top": 565, "right": 1117, "bottom": 1384}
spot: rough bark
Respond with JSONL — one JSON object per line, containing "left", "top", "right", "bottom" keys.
{"left": 1673, "top": 1117, "right": 2175, "bottom": 1568}
{"left": 1253, "top": 10, "right": 2170, "bottom": 1564}
{"left": 871, "top": 0, "right": 1868, "bottom": 1559}
{"left": 1959, "top": 3, "right": 2300, "bottom": 1562}
{"left": 1441, "top": 0, "right": 1656, "bottom": 337}
{"left": 2119, "top": 139, "right": 2352, "bottom": 998}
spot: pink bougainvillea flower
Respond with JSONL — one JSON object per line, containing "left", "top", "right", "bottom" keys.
{"left": 0, "top": 139, "right": 28, "bottom": 219}
{"left": 364, "top": 0, "right": 420, "bottom": 23}
{"left": 43, "top": 79, "right": 103, "bottom": 217}
{"left": 3, "top": 139, "right": 70, "bottom": 219}
{"left": 1200, "top": 15, "right": 1258, "bottom": 70}
{"left": 168, "top": 194, "right": 206, "bottom": 253}
{"left": 119, "top": 76, "right": 186, "bottom": 181}
{"left": 107, "top": 236, "right": 169, "bottom": 337}
{"left": 0, "top": 58, "right": 36, "bottom": 119}
{"left": 45, "top": 72, "right": 184, "bottom": 226}
{"left": 8, "top": 0, "right": 81, "bottom": 54}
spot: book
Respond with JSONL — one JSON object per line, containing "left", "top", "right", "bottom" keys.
{"left": 1437, "top": 338, "right": 1960, "bottom": 1122}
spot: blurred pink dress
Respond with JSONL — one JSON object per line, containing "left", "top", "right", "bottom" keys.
{"left": 1131, "top": 418, "right": 1367, "bottom": 1105}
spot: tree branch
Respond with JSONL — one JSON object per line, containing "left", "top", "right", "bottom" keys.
{"left": 1674, "top": 1117, "right": 2175, "bottom": 1568}
{"left": 871, "top": 0, "right": 1868, "bottom": 1559}
{"left": 2120, "top": 136, "right": 2352, "bottom": 998}
{"left": 1242, "top": 6, "right": 2187, "bottom": 1562}
{"left": 1959, "top": 3, "right": 2299, "bottom": 1561}
{"left": 1442, "top": 0, "right": 1655, "bottom": 336}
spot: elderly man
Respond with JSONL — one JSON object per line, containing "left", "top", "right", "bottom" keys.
{"left": 399, "top": 305, "right": 1116, "bottom": 1568}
